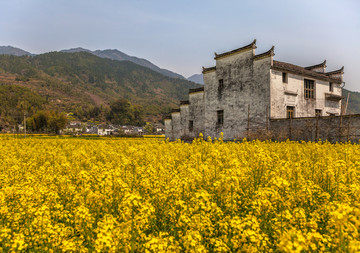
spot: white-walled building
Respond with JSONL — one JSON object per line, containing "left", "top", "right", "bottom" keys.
{"left": 165, "top": 40, "right": 344, "bottom": 141}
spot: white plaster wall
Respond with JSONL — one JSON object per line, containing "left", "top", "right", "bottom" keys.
{"left": 205, "top": 50, "right": 271, "bottom": 140}
{"left": 189, "top": 91, "right": 205, "bottom": 138}
{"left": 180, "top": 104, "right": 189, "bottom": 137}
{"left": 171, "top": 112, "right": 181, "bottom": 140}
{"left": 164, "top": 119, "right": 173, "bottom": 140}
{"left": 270, "top": 70, "right": 342, "bottom": 118}
{"left": 203, "top": 71, "right": 217, "bottom": 138}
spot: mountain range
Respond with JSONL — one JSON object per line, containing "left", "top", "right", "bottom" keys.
{"left": 0, "top": 45, "right": 359, "bottom": 127}
{"left": 60, "top": 47, "right": 186, "bottom": 80}
{"left": 0, "top": 51, "right": 201, "bottom": 126}
{"left": 0, "top": 46, "right": 204, "bottom": 82}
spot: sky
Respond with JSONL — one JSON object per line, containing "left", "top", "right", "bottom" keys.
{"left": 0, "top": 0, "right": 359, "bottom": 91}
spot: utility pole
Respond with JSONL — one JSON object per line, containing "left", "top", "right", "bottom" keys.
{"left": 24, "top": 112, "right": 26, "bottom": 138}
{"left": 344, "top": 93, "right": 350, "bottom": 115}
{"left": 247, "top": 104, "right": 250, "bottom": 139}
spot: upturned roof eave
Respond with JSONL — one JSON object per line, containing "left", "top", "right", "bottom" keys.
{"left": 214, "top": 39, "right": 257, "bottom": 60}
{"left": 272, "top": 61, "right": 342, "bottom": 84}
{"left": 304, "top": 60, "right": 327, "bottom": 70}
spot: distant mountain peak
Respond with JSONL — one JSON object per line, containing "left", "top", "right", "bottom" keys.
{"left": 61, "top": 47, "right": 185, "bottom": 80}
{"left": 60, "top": 47, "right": 92, "bottom": 53}
{"left": 187, "top": 73, "right": 204, "bottom": 84}
{"left": 0, "top": 46, "right": 33, "bottom": 56}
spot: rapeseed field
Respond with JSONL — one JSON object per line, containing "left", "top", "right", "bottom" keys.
{"left": 0, "top": 136, "right": 360, "bottom": 252}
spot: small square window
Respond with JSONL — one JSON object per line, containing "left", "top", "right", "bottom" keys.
{"left": 315, "top": 109, "right": 322, "bottom": 117}
{"left": 217, "top": 110, "right": 224, "bottom": 125}
{"left": 287, "top": 106, "right": 294, "bottom": 119}
{"left": 282, "top": 72, "right": 288, "bottom": 83}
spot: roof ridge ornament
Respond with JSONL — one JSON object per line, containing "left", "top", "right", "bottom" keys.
{"left": 253, "top": 45, "right": 275, "bottom": 60}
{"left": 325, "top": 66, "right": 344, "bottom": 76}
{"left": 214, "top": 39, "right": 257, "bottom": 60}
{"left": 202, "top": 66, "right": 216, "bottom": 74}
{"left": 304, "top": 60, "right": 327, "bottom": 70}
{"left": 252, "top": 39, "right": 257, "bottom": 47}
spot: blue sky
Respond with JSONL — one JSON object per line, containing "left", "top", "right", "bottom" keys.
{"left": 0, "top": 0, "right": 359, "bottom": 91}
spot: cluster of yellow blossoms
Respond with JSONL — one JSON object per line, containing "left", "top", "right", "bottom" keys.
{"left": 0, "top": 135, "right": 360, "bottom": 252}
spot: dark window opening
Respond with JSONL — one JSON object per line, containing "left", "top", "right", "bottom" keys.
{"left": 287, "top": 106, "right": 295, "bottom": 119}
{"left": 282, "top": 72, "right": 288, "bottom": 83}
{"left": 219, "top": 79, "right": 224, "bottom": 89}
{"left": 329, "top": 82, "right": 333, "bottom": 92}
{"left": 217, "top": 110, "right": 224, "bottom": 125}
{"left": 315, "top": 109, "right": 322, "bottom": 117}
{"left": 304, "top": 79, "right": 315, "bottom": 99}
{"left": 218, "top": 79, "right": 224, "bottom": 95}
{"left": 189, "top": 120, "right": 194, "bottom": 132}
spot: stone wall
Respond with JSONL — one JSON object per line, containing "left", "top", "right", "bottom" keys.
{"left": 268, "top": 114, "right": 360, "bottom": 143}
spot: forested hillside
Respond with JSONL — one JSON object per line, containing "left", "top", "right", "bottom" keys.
{"left": 0, "top": 52, "right": 200, "bottom": 127}
{"left": 342, "top": 89, "right": 360, "bottom": 114}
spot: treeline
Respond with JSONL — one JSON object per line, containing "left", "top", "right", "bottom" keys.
{"left": 0, "top": 95, "right": 145, "bottom": 133}
{"left": 26, "top": 111, "right": 67, "bottom": 134}
{"left": 70, "top": 98, "right": 144, "bottom": 126}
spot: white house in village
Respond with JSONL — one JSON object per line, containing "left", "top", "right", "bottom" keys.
{"left": 165, "top": 40, "right": 344, "bottom": 141}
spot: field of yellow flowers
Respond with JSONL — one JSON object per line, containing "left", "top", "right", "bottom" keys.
{"left": 1, "top": 135, "right": 360, "bottom": 252}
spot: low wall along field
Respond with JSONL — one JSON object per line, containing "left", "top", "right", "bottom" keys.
{"left": 1, "top": 136, "right": 360, "bottom": 252}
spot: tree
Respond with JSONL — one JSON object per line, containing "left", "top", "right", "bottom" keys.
{"left": 48, "top": 111, "right": 68, "bottom": 134}
{"left": 107, "top": 98, "right": 144, "bottom": 126}
{"left": 133, "top": 105, "right": 145, "bottom": 126}
{"left": 27, "top": 111, "right": 49, "bottom": 132}
{"left": 144, "top": 122, "right": 154, "bottom": 134}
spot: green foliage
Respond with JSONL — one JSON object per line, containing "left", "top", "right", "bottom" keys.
{"left": 0, "top": 52, "right": 200, "bottom": 127}
{"left": 27, "top": 111, "right": 49, "bottom": 132}
{"left": 342, "top": 89, "right": 360, "bottom": 114}
{"left": 107, "top": 98, "right": 144, "bottom": 126}
{"left": 15, "top": 76, "right": 30, "bottom": 82}
{"left": 27, "top": 110, "right": 68, "bottom": 134}
{"left": 0, "top": 85, "right": 45, "bottom": 126}
{"left": 144, "top": 122, "right": 154, "bottom": 134}
{"left": 48, "top": 111, "right": 68, "bottom": 134}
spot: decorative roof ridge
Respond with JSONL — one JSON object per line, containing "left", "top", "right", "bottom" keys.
{"left": 189, "top": 87, "right": 204, "bottom": 94}
{"left": 180, "top": 100, "right": 190, "bottom": 105}
{"left": 202, "top": 66, "right": 216, "bottom": 74}
{"left": 214, "top": 39, "right": 257, "bottom": 60}
{"left": 171, "top": 109, "right": 180, "bottom": 113}
{"left": 325, "top": 66, "right": 344, "bottom": 76}
{"left": 253, "top": 46, "right": 275, "bottom": 60}
{"left": 272, "top": 60, "right": 342, "bottom": 84}
{"left": 304, "top": 60, "right": 327, "bottom": 70}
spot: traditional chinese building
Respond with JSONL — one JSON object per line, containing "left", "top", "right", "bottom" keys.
{"left": 165, "top": 40, "right": 344, "bottom": 141}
